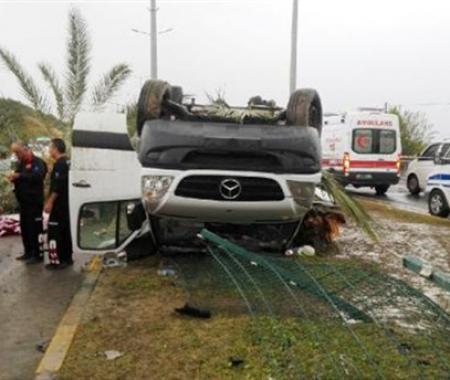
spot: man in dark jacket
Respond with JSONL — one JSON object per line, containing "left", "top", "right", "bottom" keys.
{"left": 7, "top": 142, "right": 47, "bottom": 264}
{"left": 44, "top": 138, "right": 72, "bottom": 269}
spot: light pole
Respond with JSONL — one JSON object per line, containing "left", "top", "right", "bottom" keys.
{"left": 150, "top": 0, "right": 157, "bottom": 79}
{"left": 289, "top": 0, "right": 299, "bottom": 94}
{"left": 131, "top": 0, "right": 173, "bottom": 80}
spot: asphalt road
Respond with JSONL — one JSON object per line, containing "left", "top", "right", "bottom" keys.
{"left": 347, "top": 179, "right": 430, "bottom": 214}
{"left": 0, "top": 236, "right": 88, "bottom": 380}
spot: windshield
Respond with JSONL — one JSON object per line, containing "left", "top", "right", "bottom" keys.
{"left": 352, "top": 129, "right": 396, "bottom": 154}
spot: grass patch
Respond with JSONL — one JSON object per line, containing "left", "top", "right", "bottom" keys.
{"left": 358, "top": 198, "right": 450, "bottom": 226}
{"left": 59, "top": 256, "right": 450, "bottom": 380}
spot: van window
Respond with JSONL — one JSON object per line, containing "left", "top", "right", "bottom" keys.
{"left": 352, "top": 129, "right": 396, "bottom": 154}
{"left": 420, "top": 144, "right": 440, "bottom": 160}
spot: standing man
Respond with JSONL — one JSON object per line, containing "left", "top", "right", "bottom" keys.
{"left": 7, "top": 141, "right": 47, "bottom": 264}
{"left": 44, "top": 138, "right": 73, "bottom": 269}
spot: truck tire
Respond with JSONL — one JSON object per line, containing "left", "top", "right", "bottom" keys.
{"left": 407, "top": 174, "right": 420, "bottom": 195}
{"left": 428, "top": 189, "right": 450, "bottom": 218}
{"left": 136, "top": 80, "right": 171, "bottom": 136}
{"left": 286, "top": 89, "right": 322, "bottom": 136}
{"left": 375, "top": 185, "right": 389, "bottom": 196}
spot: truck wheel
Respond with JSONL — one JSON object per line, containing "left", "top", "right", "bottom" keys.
{"left": 375, "top": 185, "right": 389, "bottom": 196}
{"left": 286, "top": 89, "right": 322, "bottom": 136}
{"left": 407, "top": 174, "right": 420, "bottom": 195}
{"left": 136, "top": 80, "right": 171, "bottom": 136}
{"left": 428, "top": 189, "right": 450, "bottom": 218}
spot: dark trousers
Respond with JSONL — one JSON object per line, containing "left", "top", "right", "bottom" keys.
{"left": 48, "top": 203, "right": 73, "bottom": 263}
{"left": 19, "top": 202, "right": 43, "bottom": 258}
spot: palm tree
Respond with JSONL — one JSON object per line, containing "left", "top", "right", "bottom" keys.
{"left": 0, "top": 7, "right": 131, "bottom": 124}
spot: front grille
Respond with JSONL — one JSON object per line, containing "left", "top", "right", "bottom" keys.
{"left": 175, "top": 176, "right": 284, "bottom": 202}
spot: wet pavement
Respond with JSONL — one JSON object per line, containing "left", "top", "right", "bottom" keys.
{"left": 347, "top": 179, "right": 430, "bottom": 214}
{"left": 0, "top": 236, "right": 88, "bottom": 380}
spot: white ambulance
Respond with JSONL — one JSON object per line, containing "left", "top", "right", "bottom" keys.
{"left": 321, "top": 110, "right": 402, "bottom": 195}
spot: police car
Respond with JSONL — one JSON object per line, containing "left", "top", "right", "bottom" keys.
{"left": 426, "top": 159, "right": 450, "bottom": 218}
{"left": 406, "top": 141, "right": 450, "bottom": 195}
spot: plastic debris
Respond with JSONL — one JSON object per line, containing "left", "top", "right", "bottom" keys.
{"left": 175, "top": 303, "right": 211, "bottom": 319}
{"left": 104, "top": 350, "right": 123, "bottom": 360}
{"left": 285, "top": 245, "right": 316, "bottom": 257}
{"left": 157, "top": 268, "right": 177, "bottom": 276}
{"left": 35, "top": 340, "right": 49, "bottom": 353}
{"left": 103, "top": 251, "right": 127, "bottom": 268}
{"left": 229, "top": 356, "right": 245, "bottom": 367}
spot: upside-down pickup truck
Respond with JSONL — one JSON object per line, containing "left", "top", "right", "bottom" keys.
{"left": 69, "top": 81, "right": 323, "bottom": 257}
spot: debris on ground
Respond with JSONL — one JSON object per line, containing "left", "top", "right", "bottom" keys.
{"left": 103, "top": 350, "right": 123, "bottom": 361}
{"left": 157, "top": 268, "right": 177, "bottom": 277}
{"left": 175, "top": 303, "right": 211, "bottom": 319}
{"left": 229, "top": 356, "right": 245, "bottom": 367}
{"left": 35, "top": 340, "right": 49, "bottom": 353}
{"left": 0, "top": 215, "right": 20, "bottom": 237}
{"left": 285, "top": 245, "right": 315, "bottom": 257}
{"left": 102, "top": 251, "right": 127, "bottom": 268}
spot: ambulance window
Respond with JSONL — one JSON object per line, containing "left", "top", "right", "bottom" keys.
{"left": 379, "top": 130, "right": 396, "bottom": 154}
{"left": 353, "top": 129, "right": 373, "bottom": 153}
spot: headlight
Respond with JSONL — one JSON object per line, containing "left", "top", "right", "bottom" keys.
{"left": 142, "top": 175, "right": 174, "bottom": 212}
{"left": 287, "top": 180, "right": 315, "bottom": 207}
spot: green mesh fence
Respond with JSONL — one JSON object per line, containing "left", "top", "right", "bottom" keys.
{"left": 169, "top": 229, "right": 450, "bottom": 379}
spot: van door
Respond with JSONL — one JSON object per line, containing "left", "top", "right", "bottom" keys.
{"left": 415, "top": 143, "right": 441, "bottom": 190}
{"left": 69, "top": 112, "right": 142, "bottom": 254}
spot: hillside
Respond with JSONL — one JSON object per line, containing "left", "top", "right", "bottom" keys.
{"left": 0, "top": 98, "right": 67, "bottom": 158}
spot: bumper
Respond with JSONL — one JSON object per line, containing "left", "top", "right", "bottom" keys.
{"left": 142, "top": 169, "right": 321, "bottom": 223}
{"left": 337, "top": 171, "right": 400, "bottom": 187}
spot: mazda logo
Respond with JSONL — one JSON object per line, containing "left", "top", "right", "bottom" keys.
{"left": 219, "top": 178, "right": 242, "bottom": 200}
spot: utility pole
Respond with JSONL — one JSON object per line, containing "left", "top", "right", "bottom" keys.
{"left": 289, "top": 0, "right": 299, "bottom": 94}
{"left": 150, "top": 0, "right": 158, "bottom": 79}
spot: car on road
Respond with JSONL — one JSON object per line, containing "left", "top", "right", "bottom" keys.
{"left": 321, "top": 110, "right": 401, "bottom": 195}
{"left": 426, "top": 154, "right": 450, "bottom": 217}
{"left": 406, "top": 140, "right": 450, "bottom": 195}
{"left": 69, "top": 81, "right": 323, "bottom": 257}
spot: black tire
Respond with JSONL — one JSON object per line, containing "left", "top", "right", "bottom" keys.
{"left": 136, "top": 80, "right": 171, "bottom": 136}
{"left": 428, "top": 189, "right": 450, "bottom": 218}
{"left": 286, "top": 89, "right": 323, "bottom": 136}
{"left": 375, "top": 185, "right": 390, "bottom": 196}
{"left": 407, "top": 174, "right": 420, "bottom": 195}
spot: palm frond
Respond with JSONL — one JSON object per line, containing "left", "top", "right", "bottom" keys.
{"left": 38, "top": 62, "right": 65, "bottom": 120}
{"left": 0, "top": 47, "right": 47, "bottom": 112}
{"left": 321, "top": 170, "right": 379, "bottom": 242}
{"left": 91, "top": 63, "right": 132, "bottom": 109}
{"left": 65, "top": 7, "right": 90, "bottom": 121}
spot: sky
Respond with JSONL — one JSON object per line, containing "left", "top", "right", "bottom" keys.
{"left": 0, "top": 0, "right": 449, "bottom": 138}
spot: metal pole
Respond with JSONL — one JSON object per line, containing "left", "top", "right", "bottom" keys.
{"left": 289, "top": 0, "right": 298, "bottom": 94}
{"left": 150, "top": 0, "right": 158, "bottom": 79}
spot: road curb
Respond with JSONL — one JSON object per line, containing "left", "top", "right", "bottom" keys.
{"left": 403, "top": 255, "right": 450, "bottom": 292}
{"left": 35, "top": 256, "right": 102, "bottom": 379}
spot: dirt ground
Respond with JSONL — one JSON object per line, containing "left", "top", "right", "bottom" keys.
{"left": 59, "top": 199, "right": 450, "bottom": 380}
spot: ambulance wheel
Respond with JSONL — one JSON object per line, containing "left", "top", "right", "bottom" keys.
{"left": 136, "top": 80, "right": 172, "bottom": 136}
{"left": 286, "top": 89, "right": 322, "bottom": 136}
{"left": 375, "top": 185, "right": 389, "bottom": 196}
{"left": 407, "top": 174, "right": 420, "bottom": 195}
{"left": 428, "top": 189, "right": 450, "bottom": 218}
